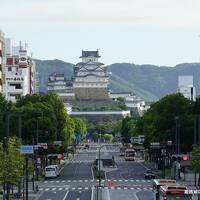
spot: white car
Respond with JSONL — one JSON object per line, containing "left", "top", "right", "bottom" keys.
{"left": 45, "top": 165, "right": 60, "bottom": 178}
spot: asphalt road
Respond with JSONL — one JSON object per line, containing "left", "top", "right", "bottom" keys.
{"left": 38, "top": 190, "right": 68, "bottom": 200}
{"left": 36, "top": 143, "right": 154, "bottom": 200}
{"left": 106, "top": 162, "right": 147, "bottom": 180}
{"left": 65, "top": 190, "right": 92, "bottom": 200}
{"left": 56, "top": 162, "right": 93, "bottom": 180}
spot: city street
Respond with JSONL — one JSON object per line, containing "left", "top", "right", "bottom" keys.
{"left": 36, "top": 143, "right": 154, "bottom": 200}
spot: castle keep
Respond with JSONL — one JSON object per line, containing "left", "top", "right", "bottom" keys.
{"left": 73, "top": 50, "right": 109, "bottom": 100}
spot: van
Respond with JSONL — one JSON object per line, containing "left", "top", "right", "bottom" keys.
{"left": 45, "top": 166, "right": 58, "bottom": 178}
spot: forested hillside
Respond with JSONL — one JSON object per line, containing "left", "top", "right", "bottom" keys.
{"left": 35, "top": 59, "right": 200, "bottom": 101}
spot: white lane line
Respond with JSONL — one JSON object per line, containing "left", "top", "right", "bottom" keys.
{"left": 84, "top": 180, "right": 88, "bottom": 182}
{"left": 79, "top": 180, "right": 83, "bottom": 182}
{"left": 61, "top": 180, "right": 66, "bottom": 183}
{"left": 45, "top": 188, "right": 50, "bottom": 191}
{"left": 124, "top": 187, "right": 128, "bottom": 190}
{"left": 72, "top": 187, "right": 75, "bottom": 190}
{"left": 52, "top": 188, "right": 56, "bottom": 191}
{"left": 58, "top": 188, "right": 63, "bottom": 191}
{"left": 137, "top": 188, "right": 141, "bottom": 190}
{"left": 85, "top": 187, "right": 89, "bottom": 190}
{"left": 91, "top": 166, "right": 94, "bottom": 181}
{"left": 67, "top": 180, "right": 71, "bottom": 182}
{"left": 39, "top": 188, "right": 43, "bottom": 191}
{"left": 78, "top": 187, "right": 82, "bottom": 190}
{"left": 125, "top": 180, "right": 128, "bottom": 182}
{"left": 62, "top": 191, "right": 69, "bottom": 200}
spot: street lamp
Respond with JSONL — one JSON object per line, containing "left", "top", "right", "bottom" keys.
{"left": 96, "top": 145, "right": 106, "bottom": 200}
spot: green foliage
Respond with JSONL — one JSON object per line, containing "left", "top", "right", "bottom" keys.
{"left": 135, "top": 93, "right": 193, "bottom": 152}
{"left": 0, "top": 93, "right": 77, "bottom": 146}
{"left": 191, "top": 145, "right": 200, "bottom": 173}
{"left": 121, "top": 117, "right": 138, "bottom": 142}
{"left": 103, "top": 134, "right": 113, "bottom": 142}
{"left": 73, "top": 118, "right": 87, "bottom": 137}
{"left": 0, "top": 137, "right": 24, "bottom": 185}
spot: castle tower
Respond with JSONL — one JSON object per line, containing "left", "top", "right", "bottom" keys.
{"left": 73, "top": 50, "right": 109, "bottom": 100}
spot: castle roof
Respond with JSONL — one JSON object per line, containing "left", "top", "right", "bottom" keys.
{"left": 80, "top": 50, "right": 100, "bottom": 58}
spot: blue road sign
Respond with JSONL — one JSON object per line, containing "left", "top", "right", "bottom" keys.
{"left": 20, "top": 145, "right": 34, "bottom": 154}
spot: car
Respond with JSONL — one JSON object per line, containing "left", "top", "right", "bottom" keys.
{"left": 144, "top": 170, "right": 156, "bottom": 179}
{"left": 84, "top": 144, "right": 89, "bottom": 149}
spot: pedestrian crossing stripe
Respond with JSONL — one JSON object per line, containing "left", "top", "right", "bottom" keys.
{"left": 43, "top": 179, "right": 152, "bottom": 183}
{"left": 39, "top": 186, "right": 153, "bottom": 191}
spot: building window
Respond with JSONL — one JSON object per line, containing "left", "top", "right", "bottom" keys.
{"left": 8, "top": 67, "right": 12, "bottom": 71}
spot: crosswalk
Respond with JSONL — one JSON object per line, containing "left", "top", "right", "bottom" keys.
{"left": 39, "top": 186, "right": 153, "bottom": 191}
{"left": 43, "top": 179, "right": 152, "bottom": 184}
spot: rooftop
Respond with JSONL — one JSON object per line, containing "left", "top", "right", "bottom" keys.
{"left": 80, "top": 50, "right": 100, "bottom": 58}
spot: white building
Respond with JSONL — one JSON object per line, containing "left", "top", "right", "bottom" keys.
{"left": 73, "top": 50, "right": 109, "bottom": 100}
{"left": 47, "top": 73, "right": 75, "bottom": 101}
{"left": 0, "top": 30, "right": 5, "bottom": 93}
{"left": 3, "top": 40, "right": 36, "bottom": 102}
{"left": 178, "top": 75, "right": 196, "bottom": 101}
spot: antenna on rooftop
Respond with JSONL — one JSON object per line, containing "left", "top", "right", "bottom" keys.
{"left": 19, "top": 41, "right": 22, "bottom": 50}
{"left": 25, "top": 42, "right": 28, "bottom": 50}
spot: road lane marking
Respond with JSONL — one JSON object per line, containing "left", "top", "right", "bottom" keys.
{"left": 62, "top": 191, "right": 69, "bottom": 200}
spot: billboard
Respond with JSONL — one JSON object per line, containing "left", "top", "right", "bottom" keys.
{"left": 18, "top": 50, "right": 28, "bottom": 68}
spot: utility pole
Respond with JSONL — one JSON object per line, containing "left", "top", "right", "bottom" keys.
{"left": 25, "top": 156, "right": 28, "bottom": 200}
{"left": 175, "top": 117, "right": 180, "bottom": 154}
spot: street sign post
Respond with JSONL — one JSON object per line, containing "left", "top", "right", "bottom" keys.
{"left": 20, "top": 145, "right": 34, "bottom": 155}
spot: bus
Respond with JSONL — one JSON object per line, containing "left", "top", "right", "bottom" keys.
{"left": 124, "top": 148, "right": 136, "bottom": 161}
{"left": 153, "top": 179, "right": 177, "bottom": 200}
{"left": 159, "top": 185, "right": 192, "bottom": 200}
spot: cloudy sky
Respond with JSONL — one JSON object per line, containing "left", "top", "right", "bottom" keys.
{"left": 1, "top": 0, "right": 200, "bottom": 66}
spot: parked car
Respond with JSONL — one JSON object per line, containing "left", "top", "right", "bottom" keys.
{"left": 144, "top": 170, "right": 156, "bottom": 179}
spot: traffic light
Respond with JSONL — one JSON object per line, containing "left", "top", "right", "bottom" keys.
{"left": 182, "top": 155, "right": 189, "bottom": 161}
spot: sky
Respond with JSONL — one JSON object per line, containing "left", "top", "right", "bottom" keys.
{"left": 1, "top": 0, "right": 200, "bottom": 66}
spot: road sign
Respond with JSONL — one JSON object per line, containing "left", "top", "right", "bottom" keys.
{"left": 53, "top": 141, "right": 62, "bottom": 144}
{"left": 20, "top": 145, "right": 34, "bottom": 154}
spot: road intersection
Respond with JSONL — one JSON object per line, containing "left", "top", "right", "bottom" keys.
{"left": 36, "top": 143, "right": 154, "bottom": 200}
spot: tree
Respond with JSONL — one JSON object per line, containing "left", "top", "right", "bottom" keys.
{"left": 103, "top": 134, "right": 113, "bottom": 143}
{"left": 191, "top": 145, "right": 200, "bottom": 186}
{"left": 0, "top": 137, "right": 24, "bottom": 199}
{"left": 0, "top": 94, "right": 13, "bottom": 140}
{"left": 136, "top": 93, "right": 193, "bottom": 152}
{"left": 73, "top": 118, "right": 87, "bottom": 137}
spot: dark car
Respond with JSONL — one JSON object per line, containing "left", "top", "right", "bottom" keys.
{"left": 84, "top": 144, "right": 89, "bottom": 149}
{"left": 144, "top": 170, "right": 156, "bottom": 179}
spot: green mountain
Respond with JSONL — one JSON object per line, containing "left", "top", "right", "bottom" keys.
{"left": 35, "top": 59, "right": 200, "bottom": 101}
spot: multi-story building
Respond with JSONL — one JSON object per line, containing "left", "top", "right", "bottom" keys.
{"left": 3, "top": 40, "right": 36, "bottom": 102}
{"left": 47, "top": 73, "right": 75, "bottom": 101}
{"left": 178, "top": 75, "right": 196, "bottom": 101}
{"left": 73, "top": 50, "right": 109, "bottom": 100}
{"left": 0, "top": 30, "right": 5, "bottom": 93}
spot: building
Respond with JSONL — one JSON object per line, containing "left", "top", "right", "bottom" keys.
{"left": 73, "top": 50, "right": 109, "bottom": 100}
{"left": 178, "top": 75, "right": 196, "bottom": 101}
{"left": 3, "top": 40, "right": 36, "bottom": 102}
{"left": 0, "top": 30, "right": 5, "bottom": 93}
{"left": 47, "top": 73, "right": 75, "bottom": 101}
